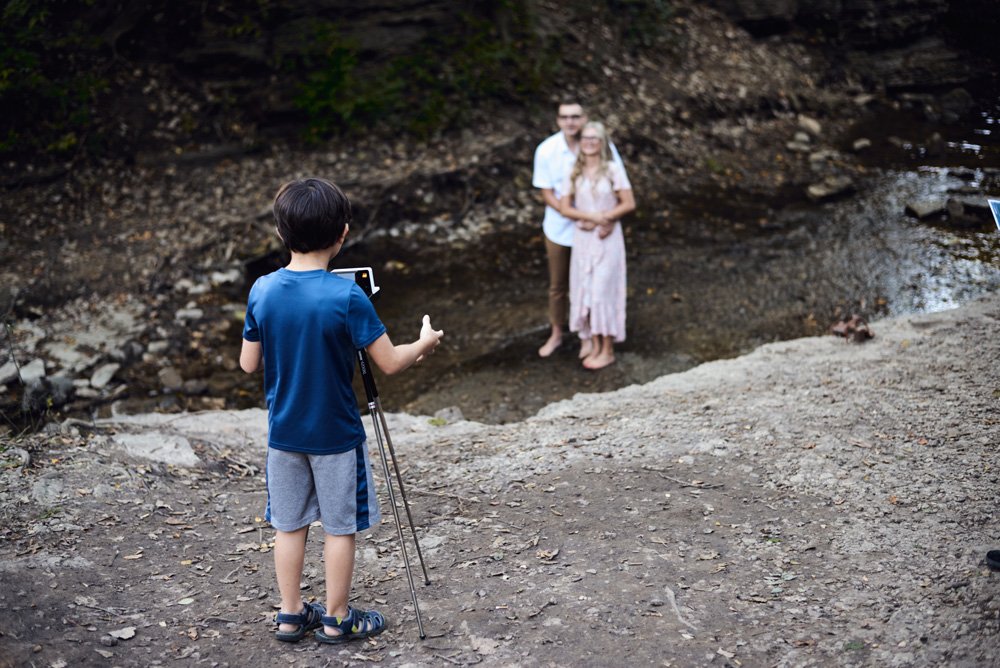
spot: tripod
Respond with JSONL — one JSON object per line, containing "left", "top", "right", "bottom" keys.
{"left": 355, "top": 347, "right": 430, "bottom": 639}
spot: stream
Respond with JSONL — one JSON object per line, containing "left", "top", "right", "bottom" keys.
{"left": 198, "top": 88, "right": 1000, "bottom": 425}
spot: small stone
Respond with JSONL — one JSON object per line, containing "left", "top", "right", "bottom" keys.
{"left": 158, "top": 367, "right": 184, "bottom": 391}
{"left": 798, "top": 114, "right": 822, "bottom": 137}
{"left": 90, "top": 363, "right": 121, "bottom": 389}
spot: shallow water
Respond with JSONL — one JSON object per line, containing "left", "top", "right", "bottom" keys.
{"left": 174, "top": 89, "right": 998, "bottom": 426}
{"left": 330, "top": 83, "right": 1000, "bottom": 423}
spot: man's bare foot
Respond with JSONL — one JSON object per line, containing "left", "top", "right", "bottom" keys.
{"left": 583, "top": 352, "right": 616, "bottom": 370}
{"left": 538, "top": 333, "right": 563, "bottom": 358}
{"left": 578, "top": 338, "right": 593, "bottom": 359}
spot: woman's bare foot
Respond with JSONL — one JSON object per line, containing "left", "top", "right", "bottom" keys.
{"left": 582, "top": 352, "right": 616, "bottom": 370}
{"left": 578, "top": 338, "right": 593, "bottom": 359}
{"left": 538, "top": 332, "right": 563, "bottom": 358}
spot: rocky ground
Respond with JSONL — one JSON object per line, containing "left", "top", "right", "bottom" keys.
{"left": 1, "top": 292, "right": 997, "bottom": 667}
{"left": 0, "top": 0, "right": 928, "bottom": 428}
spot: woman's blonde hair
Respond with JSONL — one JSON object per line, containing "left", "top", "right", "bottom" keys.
{"left": 568, "top": 121, "right": 612, "bottom": 197}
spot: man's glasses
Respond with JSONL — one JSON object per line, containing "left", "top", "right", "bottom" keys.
{"left": 558, "top": 114, "right": 583, "bottom": 120}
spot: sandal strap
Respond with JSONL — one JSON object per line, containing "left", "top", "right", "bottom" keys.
{"left": 320, "top": 606, "right": 384, "bottom": 634}
{"left": 276, "top": 601, "right": 324, "bottom": 626}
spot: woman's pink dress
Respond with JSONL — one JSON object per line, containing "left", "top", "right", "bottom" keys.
{"left": 565, "top": 162, "right": 631, "bottom": 342}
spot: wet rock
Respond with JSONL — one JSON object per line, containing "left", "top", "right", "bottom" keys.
{"left": 905, "top": 200, "right": 946, "bottom": 219}
{"left": 852, "top": 138, "right": 872, "bottom": 152}
{"left": 938, "top": 88, "right": 975, "bottom": 124}
{"left": 946, "top": 197, "right": 991, "bottom": 227}
{"left": 90, "top": 363, "right": 121, "bottom": 390}
{"left": 807, "top": 175, "right": 855, "bottom": 201}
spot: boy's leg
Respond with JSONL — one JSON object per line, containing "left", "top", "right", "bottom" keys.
{"left": 274, "top": 526, "right": 310, "bottom": 632}
{"left": 324, "top": 532, "right": 355, "bottom": 624}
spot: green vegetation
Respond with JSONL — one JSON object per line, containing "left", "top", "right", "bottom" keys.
{"left": 294, "top": 4, "right": 554, "bottom": 140}
{"left": 1, "top": 0, "right": 107, "bottom": 156}
{"left": 609, "top": 0, "right": 674, "bottom": 50}
{"left": 1, "top": 0, "right": 673, "bottom": 158}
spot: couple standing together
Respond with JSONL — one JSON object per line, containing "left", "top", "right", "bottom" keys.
{"left": 532, "top": 101, "right": 635, "bottom": 370}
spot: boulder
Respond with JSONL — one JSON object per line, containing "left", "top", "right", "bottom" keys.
{"left": 904, "top": 200, "right": 946, "bottom": 219}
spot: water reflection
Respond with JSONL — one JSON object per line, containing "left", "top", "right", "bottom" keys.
{"left": 339, "top": 165, "right": 999, "bottom": 424}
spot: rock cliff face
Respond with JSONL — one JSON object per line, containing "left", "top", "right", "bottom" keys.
{"left": 706, "top": 0, "right": 996, "bottom": 88}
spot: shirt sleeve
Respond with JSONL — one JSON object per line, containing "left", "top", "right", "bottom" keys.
{"left": 609, "top": 141, "right": 629, "bottom": 180}
{"left": 347, "top": 284, "right": 387, "bottom": 349}
{"left": 611, "top": 162, "right": 632, "bottom": 192}
{"left": 242, "top": 281, "right": 260, "bottom": 342}
{"left": 532, "top": 141, "right": 553, "bottom": 190}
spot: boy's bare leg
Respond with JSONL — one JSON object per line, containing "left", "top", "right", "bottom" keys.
{"left": 274, "top": 526, "right": 309, "bottom": 632}
{"left": 323, "top": 533, "right": 356, "bottom": 634}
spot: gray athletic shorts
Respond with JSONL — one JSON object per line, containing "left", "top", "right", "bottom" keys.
{"left": 265, "top": 443, "right": 381, "bottom": 535}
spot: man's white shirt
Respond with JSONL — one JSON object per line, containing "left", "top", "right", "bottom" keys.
{"left": 532, "top": 131, "right": 627, "bottom": 246}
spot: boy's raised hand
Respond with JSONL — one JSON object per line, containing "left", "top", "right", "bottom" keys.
{"left": 416, "top": 314, "right": 444, "bottom": 363}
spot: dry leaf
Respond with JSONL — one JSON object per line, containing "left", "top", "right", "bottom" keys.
{"left": 109, "top": 626, "right": 136, "bottom": 640}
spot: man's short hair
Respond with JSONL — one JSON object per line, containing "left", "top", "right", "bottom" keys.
{"left": 273, "top": 178, "right": 352, "bottom": 253}
{"left": 557, "top": 100, "right": 586, "bottom": 114}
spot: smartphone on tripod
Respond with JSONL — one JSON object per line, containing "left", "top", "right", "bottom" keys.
{"left": 331, "top": 266, "right": 380, "bottom": 299}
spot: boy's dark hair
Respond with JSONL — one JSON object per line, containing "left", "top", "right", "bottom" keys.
{"left": 273, "top": 178, "right": 353, "bottom": 253}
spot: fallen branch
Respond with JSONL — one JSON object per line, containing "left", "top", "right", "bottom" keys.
{"left": 664, "top": 585, "right": 698, "bottom": 632}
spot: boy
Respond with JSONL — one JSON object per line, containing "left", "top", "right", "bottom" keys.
{"left": 240, "top": 177, "right": 443, "bottom": 644}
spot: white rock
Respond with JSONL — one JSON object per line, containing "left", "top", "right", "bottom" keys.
{"left": 798, "top": 115, "right": 822, "bottom": 137}
{"left": 90, "top": 363, "right": 121, "bottom": 389}
{"left": 20, "top": 358, "right": 46, "bottom": 383}
{"left": 111, "top": 432, "right": 202, "bottom": 467}
{"left": 0, "top": 361, "right": 18, "bottom": 385}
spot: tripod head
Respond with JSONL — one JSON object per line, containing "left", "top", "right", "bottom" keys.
{"left": 331, "top": 266, "right": 380, "bottom": 301}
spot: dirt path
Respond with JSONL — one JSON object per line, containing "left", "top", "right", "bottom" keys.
{"left": 1, "top": 294, "right": 998, "bottom": 667}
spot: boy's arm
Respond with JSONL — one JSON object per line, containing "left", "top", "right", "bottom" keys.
{"left": 366, "top": 315, "right": 443, "bottom": 376}
{"left": 240, "top": 339, "right": 262, "bottom": 373}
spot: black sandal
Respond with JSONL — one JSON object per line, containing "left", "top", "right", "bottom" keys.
{"left": 315, "top": 606, "right": 387, "bottom": 644}
{"left": 274, "top": 600, "right": 325, "bottom": 642}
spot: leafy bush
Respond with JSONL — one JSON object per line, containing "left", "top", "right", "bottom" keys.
{"left": 293, "top": 4, "right": 555, "bottom": 140}
{"left": 0, "top": 0, "right": 107, "bottom": 156}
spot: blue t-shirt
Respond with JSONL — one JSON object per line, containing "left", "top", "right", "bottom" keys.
{"left": 242, "top": 268, "right": 386, "bottom": 454}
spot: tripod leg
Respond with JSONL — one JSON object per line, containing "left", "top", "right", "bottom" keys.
{"left": 368, "top": 407, "right": 426, "bottom": 640}
{"left": 374, "top": 398, "right": 431, "bottom": 584}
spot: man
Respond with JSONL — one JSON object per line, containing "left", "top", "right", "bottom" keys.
{"left": 532, "top": 101, "right": 627, "bottom": 357}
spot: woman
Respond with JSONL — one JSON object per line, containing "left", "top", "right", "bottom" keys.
{"left": 559, "top": 121, "right": 635, "bottom": 370}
